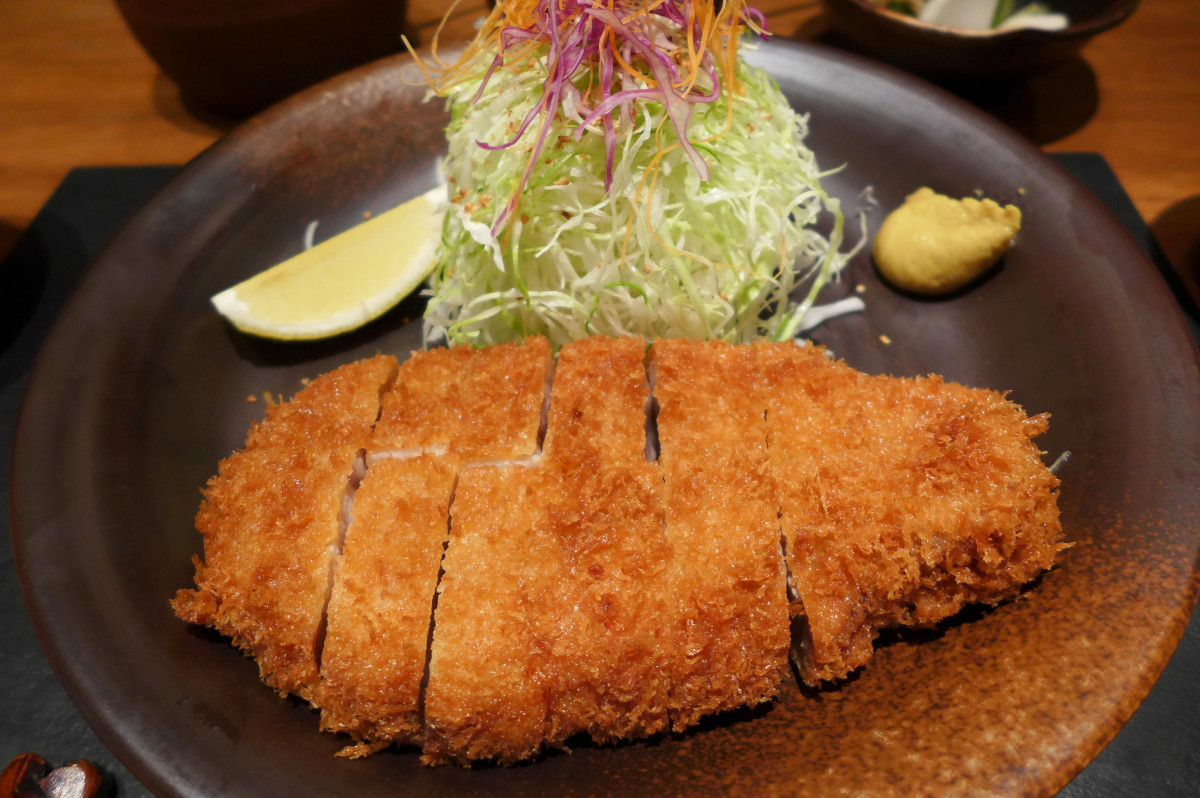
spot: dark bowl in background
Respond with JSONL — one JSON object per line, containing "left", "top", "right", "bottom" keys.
{"left": 113, "top": 0, "right": 410, "bottom": 118}
{"left": 820, "top": 0, "right": 1140, "bottom": 79}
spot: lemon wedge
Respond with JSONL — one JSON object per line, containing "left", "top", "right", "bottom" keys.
{"left": 212, "top": 184, "right": 447, "bottom": 340}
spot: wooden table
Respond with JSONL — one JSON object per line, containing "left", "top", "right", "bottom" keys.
{"left": 2, "top": 0, "right": 1198, "bottom": 279}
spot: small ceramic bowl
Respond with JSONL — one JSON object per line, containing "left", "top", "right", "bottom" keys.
{"left": 114, "top": 0, "right": 410, "bottom": 117}
{"left": 820, "top": 0, "right": 1140, "bottom": 78}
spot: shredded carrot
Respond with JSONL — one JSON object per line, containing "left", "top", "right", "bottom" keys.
{"left": 413, "top": 0, "right": 763, "bottom": 210}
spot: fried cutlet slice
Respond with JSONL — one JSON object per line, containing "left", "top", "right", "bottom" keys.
{"left": 535, "top": 337, "right": 675, "bottom": 749}
{"left": 172, "top": 355, "right": 398, "bottom": 702}
{"left": 371, "top": 337, "right": 552, "bottom": 461}
{"left": 541, "top": 336, "right": 649, "bottom": 467}
{"left": 649, "top": 339, "right": 791, "bottom": 729}
{"left": 320, "top": 340, "right": 552, "bottom": 755}
{"left": 424, "top": 337, "right": 678, "bottom": 764}
{"left": 421, "top": 464, "right": 552, "bottom": 766}
{"left": 757, "top": 342, "right": 1063, "bottom": 685}
{"left": 316, "top": 456, "right": 456, "bottom": 753}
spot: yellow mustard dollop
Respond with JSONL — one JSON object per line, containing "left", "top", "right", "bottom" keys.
{"left": 872, "top": 187, "right": 1021, "bottom": 295}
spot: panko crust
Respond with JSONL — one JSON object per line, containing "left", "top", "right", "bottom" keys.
{"left": 322, "top": 340, "right": 552, "bottom": 759}
{"left": 537, "top": 337, "right": 675, "bottom": 748}
{"left": 421, "top": 465, "right": 552, "bottom": 766}
{"left": 372, "top": 337, "right": 551, "bottom": 460}
{"left": 650, "top": 339, "right": 791, "bottom": 729}
{"left": 172, "top": 355, "right": 398, "bottom": 701}
{"left": 541, "top": 335, "right": 649, "bottom": 467}
{"left": 424, "top": 337, "right": 677, "bottom": 764}
{"left": 175, "top": 337, "right": 1065, "bottom": 765}
{"left": 318, "top": 456, "right": 457, "bottom": 748}
{"left": 757, "top": 343, "right": 1063, "bottom": 685}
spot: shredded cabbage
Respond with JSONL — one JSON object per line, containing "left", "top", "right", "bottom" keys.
{"left": 423, "top": 17, "right": 850, "bottom": 348}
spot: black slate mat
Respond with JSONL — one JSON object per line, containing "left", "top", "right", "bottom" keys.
{"left": 2, "top": 159, "right": 1198, "bottom": 797}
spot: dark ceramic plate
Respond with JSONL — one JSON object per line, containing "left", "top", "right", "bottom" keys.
{"left": 11, "top": 39, "right": 1200, "bottom": 798}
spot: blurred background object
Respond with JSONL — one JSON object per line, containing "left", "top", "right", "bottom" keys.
{"left": 821, "top": 0, "right": 1139, "bottom": 78}
{"left": 1152, "top": 195, "right": 1200, "bottom": 311}
{"left": 112, "top": 0, "right": 410, "bottom": 117}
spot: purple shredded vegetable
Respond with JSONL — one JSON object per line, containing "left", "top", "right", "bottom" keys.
{"left": 465, "top": 0, "right": 768, "bottom": 234}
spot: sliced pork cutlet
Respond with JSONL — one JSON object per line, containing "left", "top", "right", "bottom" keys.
{"left": 421, "top": 465, "right": 555, "bottom": 766}
{"left": 370, "top": 337, "right": 552, "bottom": 461}
{"left": 649, "top": 339, "right": 791, "bottom": 730}
{"left": 323, "top": 339, "right": 551, "bottom": 758}
{"left": 317, "top": 455, "right": 456, "bottom": 755}
{"left": 172, "top": 355, "right": 398, "bottom": 703}
{"left": 536, "top": 336, "right": 676, "bottom": 749}
{"left": 757, "top": 343, "right": 1064, "bottom": 685}
{"left": 540, "top": 336, "right": 649, "bottom": 468}
{"left": 424, "top": 336, "right": 678, "bottom": 765}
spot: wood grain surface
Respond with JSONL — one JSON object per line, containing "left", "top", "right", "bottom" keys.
{"left": 1, "top": 0, "right": 1197, "bottom": 280}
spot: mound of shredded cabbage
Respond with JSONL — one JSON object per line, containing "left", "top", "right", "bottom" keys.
{"left": 422, "top": 9, "right": 850, "bottom": 348}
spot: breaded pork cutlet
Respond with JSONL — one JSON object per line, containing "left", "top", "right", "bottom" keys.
{"left": 756, "top": 343, "right": 1063, "bottom": 684}
{"left": 316, "top": 455, "right": 456, "bottom": 755}
{"left": 536, "top": 337, "right": 675, "bottom": 750}
{"left": 320, "top": 339, "right": 551, "bottom": 756}
{"left": 172, "top": 355, "right": 398, "bottom": 702}
{"left": 424, "top": 337, "right": 677, "bottom": 765}
{"left": 649, "top": 339, "right": 791, "bottom": 728}
{"left": 176, "top": 336, "right": 1066, "bottom": 767}
{"left": 421, "top": 465, "right": 555, "bottom": 765}
{"left": 370, "top": 337, "right": 553, "bottom": 461}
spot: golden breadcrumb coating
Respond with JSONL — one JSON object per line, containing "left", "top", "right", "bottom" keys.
{"left": 650, "top": 339, "right": 791, "bottom": 729}
{"left": 756, "top": 342, "right": 1063, "bottom": 685}
{"left": 175, "top": 337, "right": 1065, "bottom": 766}
{"left": 425, "top": 337, "right": 676, "bottom": 764}
{"left": 372, "top": 337, "right": 551, "bottom": 460}
{"left": 422, "top": 465, "right": 551, "bottom": 766}
{"left": 541, "top": 335, "right": 649, "bottom": 467}
{"left": 317, "top": 456, "right": 457, "bottom": 751}
{"left": 324, "top": 341, "right": 552, "bottom": 758}
{"left": 172, "top": 355, "right": 397, "bottom": 702}
{"left": 536, "top": 337, "right": 675, "bottom": 749}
